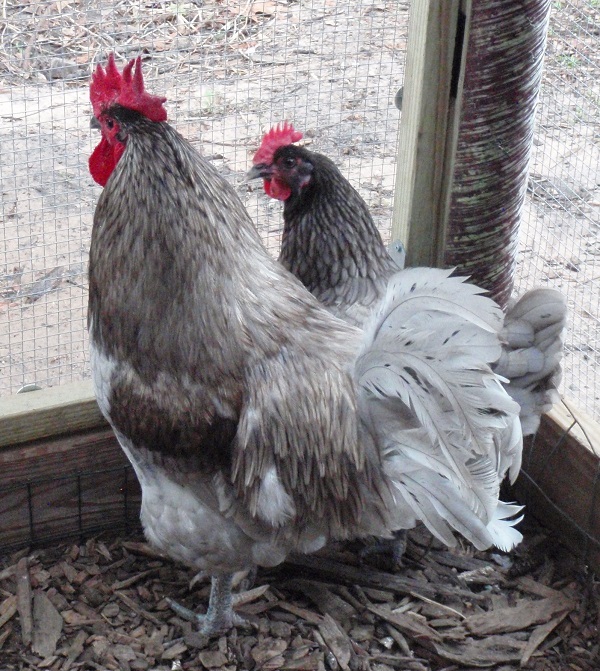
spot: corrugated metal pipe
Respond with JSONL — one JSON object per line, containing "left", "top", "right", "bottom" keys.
{"left": 446, "top": 0, "right": 551, "bottom": 308}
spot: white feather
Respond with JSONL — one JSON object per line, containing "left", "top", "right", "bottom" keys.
{"left": 354, "top": 267, "right": 524, "bottom": 552}
{"left": 366, "top": 268, "right": 504, "bottom": 341}
{"left": 486, "top": 502, "right": 524, "bottom": 552}
{"left": 498, "top": 288, "right": 567, "bottom": 435}
{"left": 255, "top": 466, "right": 296, "bottom": 526}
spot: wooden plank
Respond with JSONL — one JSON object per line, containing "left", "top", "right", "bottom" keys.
{"left": 0, "top": 380, "right": 107, "bottom": 449}
{"left": 391, "top": 0, "right": 471, "bottom": 267}
{"left": 515, "top": 401, "right": 600, "bottom": 571}
{"left": 0, "top": 427, "right": 119, "bottom": 486}
{"left": 0, "top": 427, "right": 140, "bottom": 551}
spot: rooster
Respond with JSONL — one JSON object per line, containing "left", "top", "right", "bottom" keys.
{"left": 88, "top": 56, "right": 523, "bottom": 636}
{"left": 248, "top": 123, "right": 567, "bottom": 436}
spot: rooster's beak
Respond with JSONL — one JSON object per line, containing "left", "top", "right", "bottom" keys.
{"left": 247, "top": 164, "right": 272, "bottom": 181}
{"left": 90, "top": 116, "right": 101, "bottom": 131}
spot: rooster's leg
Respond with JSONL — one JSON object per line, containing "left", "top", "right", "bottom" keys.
{"left": 238, "top": 565, "right": 257, "bottom": 592}
{"left": 167, "top": 573, "right": 244, "bottom": 636}
{"left": 359, "top": 529, "right": 408, "bottom": 568}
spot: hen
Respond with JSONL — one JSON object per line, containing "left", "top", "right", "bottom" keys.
{"left": 249, "top": 123, "right": 567, "bottom": 435}
{"left": 88, "top": 56, "right": 523, "bottom": 636}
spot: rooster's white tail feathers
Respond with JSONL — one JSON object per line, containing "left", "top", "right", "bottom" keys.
{"left": 356, "top": 268, "right": 523, "bottom": 552}
{"left": 496, "top": 288, "right": 567, "bottom": 435}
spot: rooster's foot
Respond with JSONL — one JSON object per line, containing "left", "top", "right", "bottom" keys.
{"left": 167, "top": 573, "right": 245, "bottom": 636}
{"left": 234, "top": 565, "right": 257, "bottom": 592}
{"left": 359, "top": 529, "right": 408, "bottom": 569}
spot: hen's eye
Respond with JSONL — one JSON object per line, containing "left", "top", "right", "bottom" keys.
{"left": 284, "top": 157, "right": 296, "bottom": 168}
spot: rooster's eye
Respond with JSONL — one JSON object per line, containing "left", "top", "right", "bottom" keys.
{"left": 284, "top": 157, "right": 296, "bottom": 168}
{"left": 106, "top": 119, "right": 114, "bottom": 130}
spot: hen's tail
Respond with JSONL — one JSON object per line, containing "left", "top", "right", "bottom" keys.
{"left": 356, "top": 268, "right": 524, "bottom": 552}
{"left": 494, "top": 289, "right": 567, "bottom": 435}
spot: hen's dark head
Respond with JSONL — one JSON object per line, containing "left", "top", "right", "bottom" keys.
{"left": 89, "top": 54, "right": 167, "bottom": 186}
{"left": 249, "top": 123, "right": 315, "bottom": 201}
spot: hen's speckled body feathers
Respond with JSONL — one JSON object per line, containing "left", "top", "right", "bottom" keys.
{"left": 277, "top": 147, "right": 401, "bottom": 327}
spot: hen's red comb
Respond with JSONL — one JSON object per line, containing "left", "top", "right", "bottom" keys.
{"left": 253, "top": 122, "right": 303, "bottom": 165}
{"left": 90, "top": 54, "right": 167, "bottom": 122}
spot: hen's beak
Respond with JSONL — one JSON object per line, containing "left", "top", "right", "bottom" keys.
{"left": 90, "top": 116, "right": 101, "bottom": 130}
{"left": 247, "top": 164, "right": 272, "bottom": 181}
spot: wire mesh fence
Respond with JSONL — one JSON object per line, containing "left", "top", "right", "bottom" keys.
{"left": 0, "top": 0, "right": 598, "bottom": 423}
{"left": 1, "top": 0, "right": 407, "bottom": 394}
{"left": 517, "top": 0, "right": 600, "bottom": 421}
{"left": 0, "top": 465, "right": 140, "bottom": 551}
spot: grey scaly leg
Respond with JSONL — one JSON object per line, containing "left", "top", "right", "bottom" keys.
{"left": 167, "top": 573, "right": 245, "bottom": 636}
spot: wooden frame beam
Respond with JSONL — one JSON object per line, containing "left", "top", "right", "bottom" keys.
{"left": 0, "top": 381, "right": 106, "bottom": 449}
{"left": 515, "top": 401, "right": 600, "bottom": 569}
{"left": 0, "top": 382, "right": 123, "bottom": 551}
{"left": 0, "top": 426, "right": 140, "bottom": 551}
{"left": 391, "top": 0, "right": 471, "bottom": 267}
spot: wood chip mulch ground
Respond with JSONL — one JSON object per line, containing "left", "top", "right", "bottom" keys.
{"left": 0, "top": 522, "right": 598, "bottom": 671}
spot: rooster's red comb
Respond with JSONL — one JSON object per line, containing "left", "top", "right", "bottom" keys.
{"left": 253, "top": 122, "right": 303, "bottom": 165}
{"left": 90, "top": 54, "right": 167, "bottom": 122}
